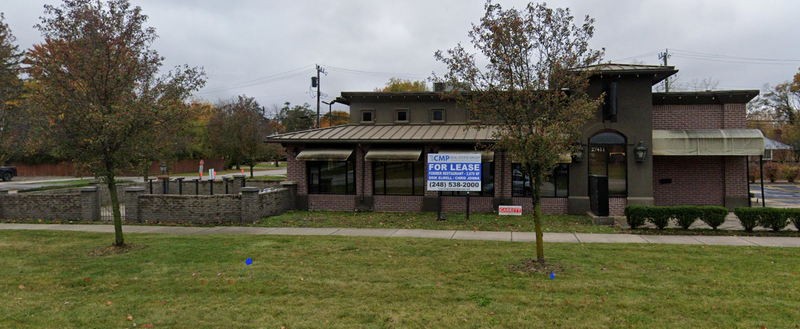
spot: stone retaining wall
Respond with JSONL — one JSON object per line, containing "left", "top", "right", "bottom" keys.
{"left": 0, "top": 187, "right": 99, "bottom": 220}
{"left": 125, "top": 185, "right": 294, "bottom": 224}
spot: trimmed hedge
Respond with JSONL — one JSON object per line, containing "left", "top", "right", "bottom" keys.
{"left": 733, "top": 207, "right": 800, "bottom": 232}
{"left": 624, "top": 205, "right": 728, "bottom": 230}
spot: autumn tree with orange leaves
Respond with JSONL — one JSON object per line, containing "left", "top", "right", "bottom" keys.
{"left": 25, "top": 0, "right": 205, "bottom": 246}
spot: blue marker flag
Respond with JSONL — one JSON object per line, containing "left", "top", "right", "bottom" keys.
{"left": 549, "top": 272, "right": 555, "bottom": 280}
{"left": 245, "top": 258, "right": 253, "bottom": 265}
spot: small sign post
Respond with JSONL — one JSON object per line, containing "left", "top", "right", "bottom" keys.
{"left": 498, "top": 205, "right": 523, "bottom": 216}
{"left": 426, "top": 153, "right": 482, "bottom": 220}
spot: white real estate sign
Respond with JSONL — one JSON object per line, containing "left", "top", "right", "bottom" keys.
{"left": 426, "top": 153, "right": 482, "bottom": 192}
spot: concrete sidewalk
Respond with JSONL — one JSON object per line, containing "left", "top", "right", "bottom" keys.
{"left": 2, "top": 223, "right": 800, "bottom": 247}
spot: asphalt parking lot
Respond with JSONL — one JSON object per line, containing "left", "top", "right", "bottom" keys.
{"left": 750, "top": 183, "right": 800, "bottom": 208}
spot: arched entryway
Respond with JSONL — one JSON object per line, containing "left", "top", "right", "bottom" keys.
{"left": 588, "top": 131, "right": 627, "bottom": 197}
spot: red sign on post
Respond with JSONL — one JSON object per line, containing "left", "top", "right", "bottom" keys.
{"left": 498, "top": 205, "right": 523, "bottom": 216}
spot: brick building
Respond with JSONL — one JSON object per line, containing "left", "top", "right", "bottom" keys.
{"left": 268, "top": 64, "right": 764, "bottom": 216}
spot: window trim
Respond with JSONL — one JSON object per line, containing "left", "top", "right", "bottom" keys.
{"left": 306, "top": 160, "right": 356, "bottom": 195}
{"left": 395, "top": 109, "right": 409, "bottom": 123}
{"left": 763, "top": 149, "right": 773, "bottom": 161}
{"left": 372, "top": 161, "right": 424, "bottom": 196}
{"left": 430, "top": 109, "right": 445, "bottom": 123}
{"left": 360, "top": 110, "right": 375, "bottom": 123}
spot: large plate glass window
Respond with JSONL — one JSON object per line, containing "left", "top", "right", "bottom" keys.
{"left": 373, "top": 161, "right": 424, "bottom": 195}
{"left": 307, "top": 160, "right": 355, "bottom": 194}
{"left": 511, "top": 163, "right": 569, "bottom": 197}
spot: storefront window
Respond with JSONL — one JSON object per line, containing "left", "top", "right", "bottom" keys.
{"left": 307, "top": 161, "right": 355, "bottom": 194}
{"left": 441, "top": 162, "right": 495, "bottom": 197}
{"left": 512, "top": 163, "right": 569, "bottom": 197}
{"left": 588, "top": 131, "right": 627, "bottom": 196}
{"left": 373, "top": 161, "right": 424, "bottom": 195}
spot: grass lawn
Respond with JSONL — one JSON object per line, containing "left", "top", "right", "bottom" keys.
{"left": 260, "top": 211, "right": 616, "bottom": 233}
{"left": 1, "top": 230, "right": 798, "bottom": 328}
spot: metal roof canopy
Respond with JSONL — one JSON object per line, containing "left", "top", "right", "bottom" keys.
{"left": 295, "top": 149, "right": 353, "bottom": 161}
{"left": 764, "top": 137, "right": 793, "bottom": 150}
{"left": 267, "top": 124, "right": 499, "bottom": 143}
{"left": 652, "top": 129, "right": 764, "bottom": 156}
{"left": 364, "top": 149, "right": 422, "bottom": 162}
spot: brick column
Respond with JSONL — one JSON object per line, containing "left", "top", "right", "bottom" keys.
{"left": 79, "top": 186, "right": 100, "bottom": 221}
{"left": 124, "top": 187, "right": 145, "bottom": 222}
{"left": 232, "top": 174, "right": 246, "bottom": 195}
{"left": 240, "top": 187, "right": 261, "bottom": 223}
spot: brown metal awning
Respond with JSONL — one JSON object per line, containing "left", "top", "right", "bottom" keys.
{"left": 364, "top": 149, "right": 422, "bottom": 162}
{"left": 266, "top": 124, "right": 499, "bottom": 144}
{"left": 295, "top": 149, "right": 353, "bottom": 161}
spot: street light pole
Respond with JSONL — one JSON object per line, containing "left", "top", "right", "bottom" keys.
{"left": 322, "top": 100, "right": 336, "bottom": 127}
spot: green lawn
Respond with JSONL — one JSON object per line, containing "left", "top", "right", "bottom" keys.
{"left": 261, "top": 211, "right": 614, "bottom": 233}
{"left": 1, "top": 230, "right": 797, "bottom": 328}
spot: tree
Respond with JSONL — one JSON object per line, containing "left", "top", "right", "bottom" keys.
{"left": 0, "top": 13, "right": 23, "bottom": 164}
{"left": 208, "top": 95, "right": 271, "bottom": 176}
{"left": 758, "top": 77, "right": 800, "bottom": 125}
{"left": 376, "top": 77, "right": 429, "bottom": 92}
{"left": 25, "top": 0, "right": 205, "bottom": 246}
{"left": 320, "top": 110, "right": 350, "bottom": 127}
{"left": 276, "top": 102, "right": 314, "bottom": 132}
{"left": 435, "top": 1, "right": 603, "bottom": 263}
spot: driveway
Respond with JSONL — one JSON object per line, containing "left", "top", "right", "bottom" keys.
{"left": 749, "top": 183, "right": 800, "bottom": 208}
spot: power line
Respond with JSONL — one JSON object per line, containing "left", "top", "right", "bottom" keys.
{"left": 325, "top": 65, "right": 428, "bottom": 78}
{"left": 198, "top": 65, "right": 314, "bottom": 94}
{"left": 670, "top": 49, "right": 800, "bottom": 63}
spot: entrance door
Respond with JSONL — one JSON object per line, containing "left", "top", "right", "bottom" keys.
{"left": 588, "top": 131, "right": 627, "bottom": 214}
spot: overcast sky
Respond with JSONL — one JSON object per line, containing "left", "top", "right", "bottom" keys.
{"left": 3, "top": 0, "right": 800, "bottom": 113}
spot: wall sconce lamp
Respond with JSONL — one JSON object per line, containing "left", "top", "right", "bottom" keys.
{"left": 571, "top": 142, "right": 585, "bottom": 163}
{"left": 634, "top": 140, "right": 648, "bottom": 162}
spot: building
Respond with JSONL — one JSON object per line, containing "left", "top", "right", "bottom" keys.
{"left": 267, "top": 64, "right": 764, "bottom": 216}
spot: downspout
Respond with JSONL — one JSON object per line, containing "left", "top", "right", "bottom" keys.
{"left": 359, "top": 143, "right": 365, "bottom": 202}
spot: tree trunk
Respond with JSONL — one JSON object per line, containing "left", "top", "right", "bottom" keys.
{"left": 249, "top": 165, "right": 254, "bottom": 178}
{"left": 274, "top": 160, "right": 279, "bottom": 167}
{"left": 106, "top": 175, "right": 125, "bottom": 246}
{"left": 529, "top": 171, "right": 544, "bottom": 262}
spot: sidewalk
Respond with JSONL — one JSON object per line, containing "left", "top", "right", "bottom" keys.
{"left": 2, "top": 223, "right": 799, "bottom": 247}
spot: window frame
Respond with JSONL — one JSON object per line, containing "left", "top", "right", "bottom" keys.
{"left": 588, "top": 131, "right": 628, "bottom": 197}
{"left": 430, "top": 109, "right": 445, "bottom": 123}
{"left": 306, "top": 160, "right": 356, "bottom": 195}
{"left": 763, "top": 149, "right": 773, "bottom": 161}
{"left": 395, "top": 109, "right": 409, "bottom": 123}
{"left": 372, "top": 161, "right": 425, "bottom": 196}
{"left": 360, "top": 110, "right": 375, "bottom": 123}
{"left": 511, "top": 163, "right": 570, "bottom": 198}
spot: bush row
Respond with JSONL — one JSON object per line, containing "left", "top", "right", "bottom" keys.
{"left": 733, "top": 207, "right": 800, "bottom": 232}
{"left": 750, "top": 163, "right": 800, "bottom": 183}
{"left": 624, "top": 205, "right": 728, "bottom": 230}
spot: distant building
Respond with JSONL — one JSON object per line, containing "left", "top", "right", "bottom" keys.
{"left": 268, "top": 64, "right": 763, "bottom": 216}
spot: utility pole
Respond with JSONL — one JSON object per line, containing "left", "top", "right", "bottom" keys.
{"left": 311, "top": 64, "right": 326, "bottom": 128}
{"left": 658, "top": 49, "right": 671, "bottom": 92}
